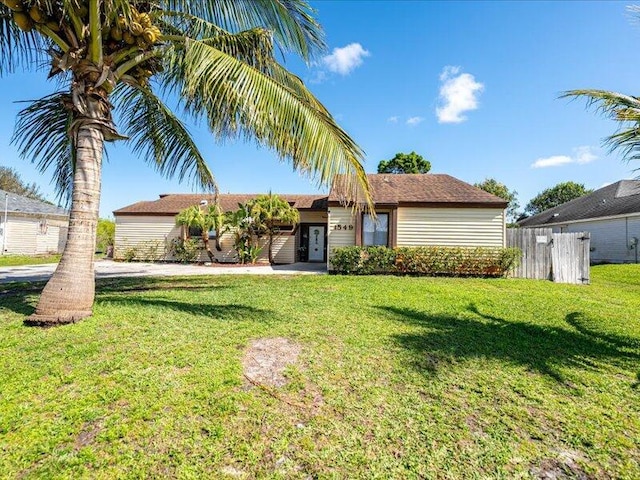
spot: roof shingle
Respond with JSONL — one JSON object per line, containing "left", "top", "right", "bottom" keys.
{"left": 114, "top": 193, "right": 328, "bottom": 215}
{"left": 328, "top": 174, "right": 507, "bottom": 206}
{"left": 518, "top": 180, "right": 640, "bottom": 227}
{"left": 0, "top": 189, "right": 68, "bottom": 217}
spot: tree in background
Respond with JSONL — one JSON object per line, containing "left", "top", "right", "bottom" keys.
{"left": 250, "top": 193, "right": 300, "bottom": 264}
{"left": 175, "top": 203, "right": 225, "bottom": 262}
{"left": 1, "top": 0, "right": 371, "bottom": 325}
{"left": 96, "top": 219, "right": 115, "bottom": 254}
{"left": 474, "top": 178, "right": 520, "bottom": 222}
{"left": 524, "top": 181, "right": 592, "bottom": 217}
{"left": 0, "top": 166, "right": 45, "bottom": 201}
{"left": 377, "top": 152, "right": 431, "bottom": 174}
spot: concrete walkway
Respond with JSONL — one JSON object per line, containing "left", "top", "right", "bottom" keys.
{"left": 0, "top": 260, "right": 327, "bottom": 284}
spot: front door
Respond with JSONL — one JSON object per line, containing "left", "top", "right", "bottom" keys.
{"left": 307, "top": 226, "right": 325, "bottom": 262}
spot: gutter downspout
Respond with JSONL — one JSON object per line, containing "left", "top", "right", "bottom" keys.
{"left": 2, "top": 193, "right": 7, "bottom": 255}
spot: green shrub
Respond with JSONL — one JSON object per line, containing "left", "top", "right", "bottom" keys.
{"left": 170, "top": 238, "right": 200, "bottom": 263}
{"left": 331, "top": 246, "right": 521, "bottom": 277}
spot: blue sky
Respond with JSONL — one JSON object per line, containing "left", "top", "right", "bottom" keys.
{"left": 1, "top": 0, "right": 639, "bottom": 218}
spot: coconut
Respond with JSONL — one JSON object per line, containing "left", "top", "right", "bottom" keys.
{"left": 13, "top": 11, "right": 33, "bottom": 31}
{"left": 138, "top": 13, "right": 151, "bottom": 28}
{"left": 29, "top": 5, "right": 46, "bottom": 23}
{"left": 130, "top": 21, "right": 143, "bottom": 36}
{"left": 142, "top": 28, "right": 156, "bottom": 44}
{"left": 2, "top": 0, "right": 23, "bottom": 12}
{"left": 110, "top": 26, "right": 123, "bottom": 41}
{"left": 123, "top": 31, "right": 135, "bottom": 45}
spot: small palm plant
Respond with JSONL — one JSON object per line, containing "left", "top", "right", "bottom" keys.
{"left": 175, "top": 203, "right": 225, "bottom": 262}
{"left": 250, "top": 193, "right": 300, "bottom": 264}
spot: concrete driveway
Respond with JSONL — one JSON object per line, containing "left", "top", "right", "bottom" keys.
{"left": 0, "top": 260, "right": 327, "bottom": 284}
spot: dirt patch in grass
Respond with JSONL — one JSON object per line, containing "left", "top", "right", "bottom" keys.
{"left": 243, "top": 337, "right": 302, "bottom": 388}
{"left": 529, "top": 449, "right": 591, "bottom": 479}
{"left": 74, "top": 420, "right": 104, "bottom": 450}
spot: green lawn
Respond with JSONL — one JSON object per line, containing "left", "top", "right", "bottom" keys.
{"left": 0, "top": 266, "right": 638, "bottom": 478}
{"left": 0, "top": 254, "right": 61, "bottom": 267}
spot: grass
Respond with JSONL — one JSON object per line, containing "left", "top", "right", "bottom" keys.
{"left": 0, "top": 254, "right": 61, "bottom": 267}
{"left": 0, "top": 265, "right": 639, "bottom": 478}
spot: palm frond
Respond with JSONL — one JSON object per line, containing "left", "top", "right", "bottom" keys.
{"left": 0, "top": 4, "right": 48, "bottom": 75}
{"left": 160, "top": 0, "right": 325, "bottom": 60}
{"left": 563, "top": 89, "right": 640, "bottom": 167}
{"left": 113, "top": 83, "right": 216, "bottom": 192}
{"left": 11, "top": 92, "right": 75, "bottom": 204}
{"left": 161, "top": 38, "right": 370, "bottom": 207}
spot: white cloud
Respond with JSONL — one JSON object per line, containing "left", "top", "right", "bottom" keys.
{"left": 321, "top": 43, "right": 370, "bottom": 75}
{"left": 531, "top": 146, "right": 599, "bottom": 169}
{"left": 406, "top": 116, "right": 424, "bottom": 126}
{"left": 387, "top": 116, "right": 399, "bottom": 123}
{"left": 531, "top": 155, "right": 573, "bottom": 168}
{"left": 574, "top": 145, "right": 598, "bottom": 164}
{"left": 436, "top": 66, "right": 484, "bottom": 124}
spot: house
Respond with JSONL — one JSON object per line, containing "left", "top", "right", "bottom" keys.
{"left": 113, "top": 174, "right": 508, "bottom": 265}
{"left": 0, "top": 189, "right": 69, "bottom": 255}
{"left": 517, "top": 180, "right": 640, "bottom": 264}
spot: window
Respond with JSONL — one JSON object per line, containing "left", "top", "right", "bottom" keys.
{"left": 363, "top": 213, "right": 388, "bottom": 246}
{"left": 188, "top": 226, "right": 202, "bottom": 238}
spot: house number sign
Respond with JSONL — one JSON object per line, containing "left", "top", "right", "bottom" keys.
{"left": 333, "top": 224, "right": 354, "bottom": 230}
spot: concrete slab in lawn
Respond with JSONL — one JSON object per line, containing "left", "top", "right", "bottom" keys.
{"left": 0, "top": 260, "right": 327, "bottom": 284}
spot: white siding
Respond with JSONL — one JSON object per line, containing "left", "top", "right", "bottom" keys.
{"left": 564, "top": 216, "right": 640, "bottom": 263}
{"left": 115, "top": 214, "right": 296, "bottom": 264}
{"left": 6, "top": 217, "right": 37, "bottom": 254}
{"left": 396, "top": 207, "right": 505, "bottom": 247}
{"left": 115, "top": 215, "right": 181, "bottom": 260}
{"left": 327, "top": 207, "right": 356, "bottom": 267}
{"left": 2, "top": 215, "right": 67, "bottom": 255}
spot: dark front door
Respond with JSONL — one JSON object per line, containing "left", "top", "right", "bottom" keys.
{"left": 300, "top": 224, "right": 327, "bottom": 262}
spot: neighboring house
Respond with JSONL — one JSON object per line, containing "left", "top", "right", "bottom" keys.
{"left": 0, "top": 189, "right": 69, "bottom": 255}
{"left": 113, "top": 174, "right": 507, "bottom": 265}
{"left": 517, "top": 180, "right": 640, "bottom": 264}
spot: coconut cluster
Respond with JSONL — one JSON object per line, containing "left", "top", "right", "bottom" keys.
{"left": 2, "top": 0, "right": 61, "bottom": 32}
{"left": 1, "top": 1, "right": 163, "bottom": 87}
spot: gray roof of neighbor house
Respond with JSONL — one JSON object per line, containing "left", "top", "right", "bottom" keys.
{"left": 113, "top": 193, "right": 328, "bottom": 216}
{"left": 518, "top": 180, "right": 640, "bottom": 227}
{"left": 328, "top": 174, "right": 508, "bottom": 207}
{"left": 0, "top": 189, "right": 68, "bottom": 217}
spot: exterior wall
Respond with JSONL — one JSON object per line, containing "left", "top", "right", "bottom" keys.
{"left": 327, "top": 207, "right": 356, "bottom": 264}
{"left": 396, "top": 207, "right": 505, "bottom": 247}
{"left": 563, "top": 216, "right": 640, "bottom": 264}
{"left": 2, "top": 214, "right": 68, "bottom": 255}
{"left": 115, "top": 215, "right": 181, "bottom": 260}
{"left": 115, "top": 214, "right": 297, "bottom": 264}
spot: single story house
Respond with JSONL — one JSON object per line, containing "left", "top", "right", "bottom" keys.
{"left": 0, "top": 188, "right": 69, "bottom": 255}
{"left": 517, "top": 180, "right": 640, "bottom": 264}
{"left": 113, "top": 174, "right": 508, "bottom": 265}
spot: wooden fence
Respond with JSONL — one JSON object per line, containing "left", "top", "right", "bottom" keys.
{"left": 506, "top": 228, "right": 590, "bottom": 284}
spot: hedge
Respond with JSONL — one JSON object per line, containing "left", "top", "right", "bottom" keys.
{"left": 330, "top": 246, "right": 521, "bottom": 277}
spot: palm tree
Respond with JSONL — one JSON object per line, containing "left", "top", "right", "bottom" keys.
{"left": 1, "top": 0, "right": 371, "bottom": 326}
{"left": 562, "top": 89, "right": 640, "bottom": 165}
{"left": 250, "top": 193, "right": 300, "bottom": 264}
{"left": 175, "top": 203, "right": 225, "bottom": 262}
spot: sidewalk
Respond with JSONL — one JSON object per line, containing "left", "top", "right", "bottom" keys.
{"left": 0, "top": 260, "right": 327, "bottom": 284}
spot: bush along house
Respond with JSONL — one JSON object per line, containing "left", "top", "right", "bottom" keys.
{"left": 113, "top": 174, "right": 508, "bottom": 266}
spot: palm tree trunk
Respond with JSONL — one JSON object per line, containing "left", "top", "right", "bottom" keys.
{"left": 202, "top": 232, "right": 215, "bottom": 262}
{"left": 268, "top": 233, "right": 274, "bottom": 264}
{"left": 25, "top": 124, "right": 103, "bottom": 326}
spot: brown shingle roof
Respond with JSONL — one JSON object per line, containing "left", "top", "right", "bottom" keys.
{"left": 113, "top": 193, "right": 328, "bottom": 215}
{"left": 329, "top": 174, "right": 507, "bottom": 207}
